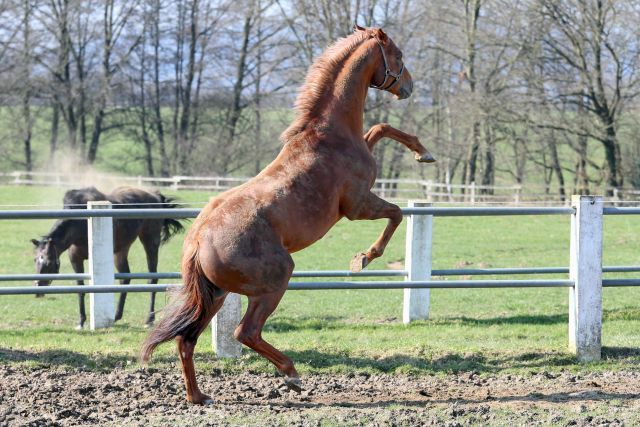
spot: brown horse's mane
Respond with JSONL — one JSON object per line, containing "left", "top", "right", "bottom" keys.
{"left": 280, "top": 31, "right": 372, "bottom": 143}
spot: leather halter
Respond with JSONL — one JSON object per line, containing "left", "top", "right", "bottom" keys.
{"left": 369, "top": 40, "right": 405, "bottom": 91}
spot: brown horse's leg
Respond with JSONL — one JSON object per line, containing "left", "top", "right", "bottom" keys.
{"left": 176, "top": 293, "right": 227, "bottom": 405}
{"left": 348, "top": 193, "right": 403, "bottom": 272}
{"left": 364, "top": 123, "right": 435, "bottom": 163}
{"left": 114, "top": 250, "right": 131, "bottom": 322}
{"left": 140, "top": 233, "right": 160, "bottom": 327}
{"left": 69, "top": 249, "right": 86, "bottom": 330}
{"left": 234, "top": 288, "right": 301, "bottom": 392}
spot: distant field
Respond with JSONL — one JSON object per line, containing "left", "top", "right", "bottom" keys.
{"left": 0, "top": 184, "right": 640, "bottom": 376}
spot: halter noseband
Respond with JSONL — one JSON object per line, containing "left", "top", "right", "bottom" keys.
{"left": 369, "top": 40, "right": 405, "bottom": 91}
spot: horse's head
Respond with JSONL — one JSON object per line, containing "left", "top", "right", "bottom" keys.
{"left": 355, "top": 24, "right": 413, "bottom": 100}
{"left": 31, "top": 237, "right": 60, "bottom": 293}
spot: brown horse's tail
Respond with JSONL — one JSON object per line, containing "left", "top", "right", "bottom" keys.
{"left": 157, "top": 192, "right": 186, "bottom": 244}
{"left": 140, "top": 247, "right": 217, "bottom": 363}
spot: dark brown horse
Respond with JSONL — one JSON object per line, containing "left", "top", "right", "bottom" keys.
{"left": 32, "top": 186, "right": 184, "bottom": 329}
{"left": 142, "top": 25, "right": 434, "bottom": 404}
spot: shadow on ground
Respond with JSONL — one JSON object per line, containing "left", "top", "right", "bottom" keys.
{"left": 1, "top": 345, "right": 638, "bottom": 375}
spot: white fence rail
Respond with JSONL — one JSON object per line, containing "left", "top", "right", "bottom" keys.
{"left": 5, "top": 170, "right": 640, "bottom": 204}
{"left": 1, "top": 196, "right": 640, "bottom": 361}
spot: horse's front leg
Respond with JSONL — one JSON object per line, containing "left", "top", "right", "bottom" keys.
{"left": 69, "top": 249, "right": 86, "bottom": 330}
{"left": 347, "top": 193, "right": 403, "bottom": 272}
{"left": 364, "top": 123, "right": 435, "bottom": 163}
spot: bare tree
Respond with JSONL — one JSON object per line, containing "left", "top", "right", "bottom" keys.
{"left": 539, "top": 0, "right": 640, "bottom": 194}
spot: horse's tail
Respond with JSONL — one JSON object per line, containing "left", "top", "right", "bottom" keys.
{"left": 140, "top": 246, "right": 217, "bottom": 363}
{"left": 157, "top": 192, "right": 186, "bottom": 244}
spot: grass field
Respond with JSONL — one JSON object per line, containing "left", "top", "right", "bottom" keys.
{"left": 1, "top": 184, "right": 640, "bottom": 377}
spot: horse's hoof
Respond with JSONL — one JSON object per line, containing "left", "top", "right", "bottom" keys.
{"left": 284, "top": 376, "right": 302, "bottom": 394}
{"left": 189, "top": 393, "right": 214, "bottom": 405}
{"left": 350, "top": 253, "right": 369, "bottom": 272}
{"left": 75, "top": 324, "right": 84, "bottom": 331}
{"left": 144, "top": 322, "right": 154, "bottom": 329}
{"left": 416, "top": 152, "right": 436, "bottom": 163}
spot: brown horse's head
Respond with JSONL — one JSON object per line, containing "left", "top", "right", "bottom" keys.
{"left": 31, "top": 237, "right": 60, "bottom": 293}
{"left": 354, "top": 24, "right": 413, "bottom": 100}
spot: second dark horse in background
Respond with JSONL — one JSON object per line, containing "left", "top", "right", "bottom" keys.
{"left": 31, "top": 186, "right": 185, "bottom": 329}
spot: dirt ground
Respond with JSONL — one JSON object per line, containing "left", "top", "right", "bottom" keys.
{"left": 1, "top": 364, "right": 638, "bottom": 426}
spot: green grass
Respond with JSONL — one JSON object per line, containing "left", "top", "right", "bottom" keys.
{"left": 1, "top": 184, "right": 640, "bottom": 375}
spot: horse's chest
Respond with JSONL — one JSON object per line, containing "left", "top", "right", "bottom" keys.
{"left": 347, "top": 150, "right": 377, "bottom": 188}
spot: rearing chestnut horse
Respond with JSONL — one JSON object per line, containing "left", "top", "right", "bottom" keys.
{"left": 142, "top": 25, "right": 434, "bottom": 404}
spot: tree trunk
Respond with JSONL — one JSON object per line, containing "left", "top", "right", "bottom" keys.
{"left": 49, "top": 103, "right": 60, "bottom": 160}
{"left": 465, "top": 121, "right": 480, "bottom": 185}
{"left": 176, "top": 0, "right": 198, "bottom": 174}
{"left": 601, "top": 118, "right": 621, "bottom": 195}
{"left": 548, "top": 133, "right": 566, "bottom": 202}
{"left": 223, "top": 12, "right": 253, "bottom": 175}
{"left": 481, "top": 121, "right": 495, "bottom": 194}
{"left": 21, "top": 0, "right": 32, "bottom": 171}
{"left": 152, "top": 0, "right": 169, "bottom": 177}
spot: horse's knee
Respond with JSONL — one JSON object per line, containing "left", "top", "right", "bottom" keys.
{"left": 371, "top": 123, "right": 389, "bottom": 133}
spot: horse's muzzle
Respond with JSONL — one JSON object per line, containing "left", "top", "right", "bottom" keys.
{"left": 396, "top": 79, "right": 413, "bottom": 100}
{"left": 397, "top": 87, "right": 411, "bottom": 100}
{"left": 34, "top": 280, "right": 50, "bottom": 297}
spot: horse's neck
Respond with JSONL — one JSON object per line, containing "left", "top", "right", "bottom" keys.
{"left": 326, "top": 72, "right": 370, "bottom": 135}
{"left": 324, "top": 69, "right": 371, "bottom": 138}
{"left": 286, "top": 42, "right": 375, "bottom": 142}
{"left": 47, "top": 220, "right": 77, "bottom": 253}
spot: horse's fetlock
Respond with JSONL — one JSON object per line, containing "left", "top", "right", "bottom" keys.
{"left": 368, "top": 247, "right": 383, "bottom": 258}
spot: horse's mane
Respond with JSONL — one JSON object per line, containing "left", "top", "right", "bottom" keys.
{"left": 280, "top": 31, "right": 371, "bottom": 143}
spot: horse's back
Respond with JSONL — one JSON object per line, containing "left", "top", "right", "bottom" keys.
{"left": 63, "top": 187, "right": 107, "bottom": 209}
{"left": 108, "top": 186, "right": 162, "bottom": 208}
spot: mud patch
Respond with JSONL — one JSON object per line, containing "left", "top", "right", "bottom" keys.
{"left": 0, "top": 365, "right": 638, "bottom": 426}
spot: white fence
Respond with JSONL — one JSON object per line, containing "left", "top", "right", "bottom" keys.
{"left": 5, "top": 170, "right": 640, "bottom": 204}
{"left": 1, "top": 196, "right": 640, "bottom": 362}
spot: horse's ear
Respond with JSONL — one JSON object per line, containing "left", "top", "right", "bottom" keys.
{"left": 353, "top": 23, "right": 365, "bottom": 33}
{"left": 31, "top": 238, "right": 40, "bottom": 247}
{"left": 373, "top": 28, "right": 388, "bottom": 44}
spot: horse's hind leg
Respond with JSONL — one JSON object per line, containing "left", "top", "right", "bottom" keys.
{"left": 114, "top": 250, "right": 131, "bottom": 322}
{"left": 140, "top": 233, "right": 160, "bottom": 327}
{"left": 347, "top": 193, "right": 403, "bottom": 272}
{"left": 177, "top": 293, "right": 228, "bottom": 404}
{"left": 234, "top": 288, "right": 301, "bottom": 392}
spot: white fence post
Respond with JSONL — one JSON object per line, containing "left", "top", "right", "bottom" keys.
{"left": 569, "top": 195, "right": 603, "bottom": 362}
{"left": 403, "top": 200, "right": 433, "bottom": 324}
{"left": 88, "top": 201, "right": 116, "bottom": 330}
{"left": 212, "top": 293, "right": 242, "bottom": 358}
